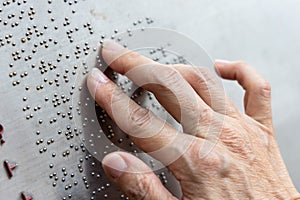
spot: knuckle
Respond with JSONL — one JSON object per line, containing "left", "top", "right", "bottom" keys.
{"left": 256, "top": 80, "right": 271, "bottom": 98}
{"left": 195, "top": 68, "right": 209, "bottom": 85}
{"left": 232, "top": 61, "right": 248, "bottom": 76}
{"left": 130, "top": 106, "right": 152, "bottom": 128}
{"left": 162, "top": 67, "right": 181, "bottom": 83}
{"left": 126, "top": 174, "right": 152, "bottom": 200}
{"left": 199, "top": 107, "right": 213, "bottom": 125}
{"left": 220, "top": 124, "right": 238, "bottom": 142}
{"left": 200, "top": 146, "right": 235, "bottom": 177}
{"left": 118, "top": 51, "right": 141, "bottom": 67}
{"left": 127, "top": 51, "right": 140, "bottom": 62}
{"left": 198, "top": 67, "right": 219, "bottom": 88}
{"left": 198, "top": 66, "right": 211, "bottom": 75}
{"left": 190, "top": 139, "right": 233, "bottom": 174}
{"left": 147, "top": 66, "right": 180, "bottom": 91}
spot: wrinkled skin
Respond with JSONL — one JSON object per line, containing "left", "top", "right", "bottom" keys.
{"left": 87, "top": 40, "right": 300, "bottom": 200}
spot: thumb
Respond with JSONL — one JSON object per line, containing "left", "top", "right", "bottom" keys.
{"left": 102, "top": 152, "right": 177, "bottom": 200}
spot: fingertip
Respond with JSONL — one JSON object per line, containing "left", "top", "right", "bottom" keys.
{"left": 214, "top": 59, "right": 232, "bottom": 68}
{"left": 214, "top": 64, "right": 221, "bottom": 77}
{"left": 87, "top": 68, "right": 109, "bottom": 99}
{"left": 103, "top": 152, "right": 152, "bottom": 173}
{"left": 214, "top": 59, "right": 230, "bottom": 77}
{"left": 86, "top": 69, "right": 97, "bottom": 99}
{"left": 214, "top": 59, "right": 237, "bottom": 79}
{"left": 102, "top": 152, "right": 174, "bottom": 200}
{"left": 101, "top": 39, "right": 126, "bottom": 65}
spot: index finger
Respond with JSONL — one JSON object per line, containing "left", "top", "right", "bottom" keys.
{"left": 102, "top": 40, "right": 155, "bottom": 74}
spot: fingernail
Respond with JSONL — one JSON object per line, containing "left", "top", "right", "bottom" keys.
{"left": 102, "top": 153, "right": 128, "bottom": 179}
{"left": 103, "top": 39, "right": 124, "bottom": 53}
{"left": 214, "top": 59, "right": 232, "bottom": 67}
{"left": 90, "top": 68, "right": 108, "bottom": 84}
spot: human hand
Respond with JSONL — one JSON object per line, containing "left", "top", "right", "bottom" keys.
{"left": 87, "top": 40, "right": 300, "bottom": 200}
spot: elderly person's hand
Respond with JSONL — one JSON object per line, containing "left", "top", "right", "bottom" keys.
{"left": 87, "top": 40, "right": 299, "bottom": 200}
